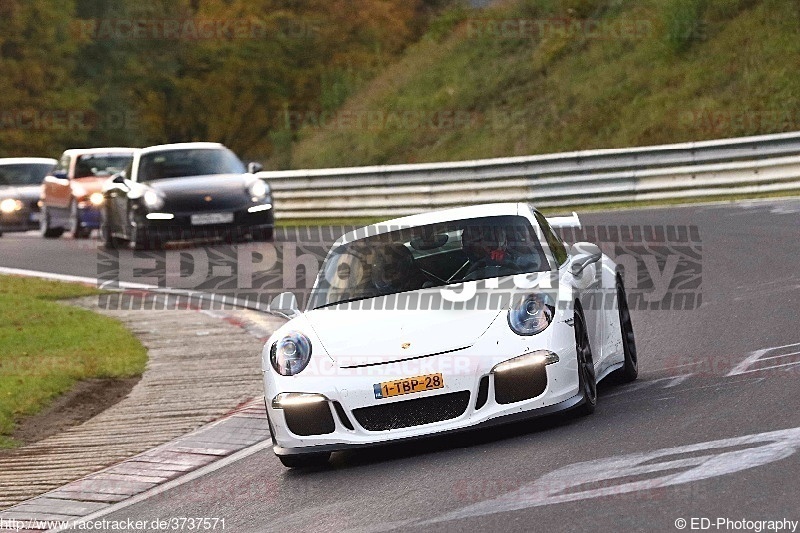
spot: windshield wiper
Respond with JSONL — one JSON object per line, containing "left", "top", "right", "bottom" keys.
{"left": 313, "top": 295, "right": 377, "bottom": 310}
{"left": 446, "top": 260, "right": 470, "bottom": 283}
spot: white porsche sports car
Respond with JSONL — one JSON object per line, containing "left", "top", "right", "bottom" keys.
{"left": 262, "top": 203, "right": 638, "bottom": 467}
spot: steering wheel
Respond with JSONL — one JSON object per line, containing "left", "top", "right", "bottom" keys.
{"left": 462, "top": 257, "right": 519, "bottom": 281}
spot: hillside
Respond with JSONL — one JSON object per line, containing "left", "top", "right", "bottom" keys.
{"left": 0, "top": 0, "right": 441, "bottom": 159}
{"left": 284, "top": 0, "right": 800, "bottom": 169}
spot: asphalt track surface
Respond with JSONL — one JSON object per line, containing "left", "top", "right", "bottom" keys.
{"left": 1, "top": 199, "right": 799, "bottom": 532}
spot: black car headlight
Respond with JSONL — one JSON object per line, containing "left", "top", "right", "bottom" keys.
{"left": 143, "top": 190, "right": 165, "bottom": 211}
{"left": 248, "top": 179, "right": 269, "bottom": 201}
{"left": 508, "top": 293, "right": 555, "bottom": 336}
{"left": 270, "top": 332, "right": 312, "bottom": 376}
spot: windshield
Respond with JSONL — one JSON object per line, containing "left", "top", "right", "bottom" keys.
{"left": 138, "top": 148, "right": 245, "bottom": 182}
{"left": 308, "top": 215, "right": 550, "bottom": 310}
{"left": 75, "top": 154, "right": 132, "bottom": 178}
{"left": 0, "top": 163, "right": 55, "bottom": 186}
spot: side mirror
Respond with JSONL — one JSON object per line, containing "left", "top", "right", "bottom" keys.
{"left": 112, "top": 172, "right": 126, "bottom": 184}
{"left": 569, "top": 242, "right": 602, "bottom": 276}
{"left": 269, "top": 292, "right": 301, "bottom": 319}
{"left": 247, "top": 162, "right": 264, "bottom": 174}
{"left": 52, "top": 170, "right": 68, "bottom": 180}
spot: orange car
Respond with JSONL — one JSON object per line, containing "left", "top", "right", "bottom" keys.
{"left": 39, "top": 148, "right": 136, "bottom": 238}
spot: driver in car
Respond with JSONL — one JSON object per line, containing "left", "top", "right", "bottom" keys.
{"left": 371, "top": 243, "right": 418, "bottom": 294}
{"left": 462, "top": 225, "right": 512, "bottom": 271}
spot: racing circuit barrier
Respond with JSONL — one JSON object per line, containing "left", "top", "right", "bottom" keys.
{"left": 257, "top": 131, "right": 800, "bottom": 219}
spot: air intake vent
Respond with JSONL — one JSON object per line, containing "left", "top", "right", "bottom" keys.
{"left": 333, "top": 401, "right": 354, "bottom": 430}
{"left": 475, "top": 376, "right": 490, "bottom": 410}
{"left": 353, "top": 391, "right": 470, "bottom": 431}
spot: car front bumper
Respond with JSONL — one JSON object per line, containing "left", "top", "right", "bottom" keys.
{"left": 264, "top": 320, "right": 585, "bottom": 456}
{"left": 136, "top": 205, "right": 275, "bottom": 240}
{"left": 0, "top": 207, "right": 39, "bottom": 233}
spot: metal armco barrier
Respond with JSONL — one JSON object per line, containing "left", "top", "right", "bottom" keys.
{"left": 257, "top": 131, "right": 800, "bottom": 218}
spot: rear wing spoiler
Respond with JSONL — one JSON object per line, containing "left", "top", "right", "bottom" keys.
{"left": 545, "top": 212, "right": 582, "bottom": 229}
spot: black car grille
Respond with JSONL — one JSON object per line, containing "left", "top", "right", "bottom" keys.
{"left": 352, "top": 391, "right": 470, "bottom": 431}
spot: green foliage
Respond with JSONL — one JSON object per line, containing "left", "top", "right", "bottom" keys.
{"left": 0, "top": 0, "right": 96, "bottom": 156}
{"left": 320, "top": 68, "right": 363, "bottom": 113}
{"left": 288, "top": 0, "right": 800, "bottom": 168}
{"left": 0, "top": 0, "right": 435, "bottom": 161}
{"left": 663, "top": 0, "right": 709, "bottom": 53}
{"left": 426, "top": 4, "right": 470, "bottom": 42}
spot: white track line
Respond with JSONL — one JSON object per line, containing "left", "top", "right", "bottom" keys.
{"left": 48, "top": 440, "right": 273, "bottom": 532}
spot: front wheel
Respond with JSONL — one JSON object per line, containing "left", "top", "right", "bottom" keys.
{"left": 612, "top": 274, "right": 638, "bottom": 383}
{"left": 574, "top": 304, "right": 597, "bottom": 416}
{"left": 251, "top": 227, "right": 274, "bottom": 242}
{"left": 278, "top": 452, "right": 331, "bottom": 468}
{"left": 132, "top": 227, "right": 160, "bottom": 251}
{"left": 40, "top": 206, "right": 64, "bottom": 239}
{"left": 69, "top": 200, "right": 91, "bottom": 239}
{"left": 100, "top": 208, "right": 118, "bottom": 250}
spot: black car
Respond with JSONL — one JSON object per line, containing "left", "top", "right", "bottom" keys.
{"left": 101, "top": 143, "right": 274, "bottom": 249}
{"left": 0, "top": 157, "right": 57, "bottom": 237}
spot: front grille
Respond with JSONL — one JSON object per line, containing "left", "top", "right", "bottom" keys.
{"left": 352, "top": 391, "right": 470, "bottom": 431}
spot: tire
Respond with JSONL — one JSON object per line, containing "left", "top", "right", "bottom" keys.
{"left": 278, "top": 452, "right": 331, "bottom": 468}
{"left": 100, "top": 208, "right": 118, "bottom": 250}
{"left": 612, "top": 274, "right": 638, "bottom": 383}
{"left": 251, "top": 227, "right": 274, "bottom": 242}
{"left": 130, "top": 217, "right": 160, "bottom": 251}
{"left": 69, "top": 200, "right": 91, "bottom": 239}
{"left": 39, "top": 206, "right": 64, "bottom": 239}
{"left": 574, "top": 303, "right": 597, "bottom": 416}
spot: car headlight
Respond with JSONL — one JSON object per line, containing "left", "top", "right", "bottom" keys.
{"left": 143, "top": 190, "right": 164, "bottom": 210}
{"left": 89, "top": 192, "right": 104, "bottom": 206}
{"left": 508, "top": 293, "right": 555, "bottom": 336}
{"left": 248, "top": 179, "right": 269, "bottom": 201}
{"left": 270, "top": 332, "right": 312, "bottom": 376}
{"left": 0, "top": 199, "right": 23, "bottom": 213}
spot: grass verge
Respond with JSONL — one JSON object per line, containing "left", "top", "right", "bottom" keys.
{"left": 0, "top": 276, "right": 147, "bottom": 449}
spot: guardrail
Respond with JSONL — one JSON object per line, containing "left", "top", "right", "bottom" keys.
{"left": 257, "top": 131, "right": 800, "bottom": 218}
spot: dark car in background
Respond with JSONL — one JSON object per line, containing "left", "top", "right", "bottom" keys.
{"left": 39, "top": 148, "right": 136, "bottom": 238}
{"left": 101, "top": 142, "right": 274, "bottom": 249}
{"left": 0, "top": 158, "right": 57, "bottom": 237}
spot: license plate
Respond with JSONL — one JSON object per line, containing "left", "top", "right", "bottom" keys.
{"left": 191, "top": 212, "right": 234, "bottom": 226}
{"left": 374, "top": 373, "right": 444, "bottom": 399}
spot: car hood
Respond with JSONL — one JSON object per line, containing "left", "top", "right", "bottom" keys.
{"left": 71, "top": 177, "right": 111, "bottom": 195}
{"left": 0, "top": 185, "right": 40, "bottom": 201}
{"left": 304, "top": 295, "right": 504, "bottom": 367}
{"left": 145, "top": 174, "right": 253, "bottom": 212}
{"left": 145, "top": 174, "right": 249, "bottom": 195}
